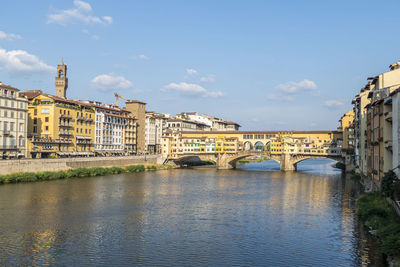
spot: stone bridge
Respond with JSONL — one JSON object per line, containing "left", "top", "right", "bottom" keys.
{"left": 172, "top": 151, "right": 343, "bottom": 171}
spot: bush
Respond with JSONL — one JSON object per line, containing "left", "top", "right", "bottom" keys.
{"left": 109, "top": 166, "right": 124, "bottom": 174}
{"left": 36, "top": 171, "right": 55, "bottom": 181}
{"left": 126, "top": 165, "right": 145, "bottom": 173}
{"left": 335, "top": 162, "right": 345, "bottom": 170}
{"left": 19, "top": 172, "right": 38, "bottom": 183}
{"left": 357, "top": 193, "right": 400, "bottom": 256}
{"left": 0, "top": 175, "right": 4, "bottom": 184}
{"left": 381, "top": 170, "right": 398, "bottom": 197}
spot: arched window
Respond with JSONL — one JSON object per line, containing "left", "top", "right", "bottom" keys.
{"left": 59, "top": 70, "right": 64, "bottom": 78}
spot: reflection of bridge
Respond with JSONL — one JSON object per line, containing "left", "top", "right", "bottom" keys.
{"left": 173, "top": 150, "right": 343, "bottom": 171}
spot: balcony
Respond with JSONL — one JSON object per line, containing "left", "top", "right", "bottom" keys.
{"left": 59, "top": 131, "right": 73, "bottom": 137}
{"left": 59, "top": 121, "right": 73, "bottom": 128}
{"left": 0, "top": 145, "right": 17, "bottom": 150}
{"left": 31, "top": 137, "right": 73, "bottom": 144}
{"left": 2, "top": 130, "right": 10, "bottom": 136}
{"left": 59, "top": 114, "right": 72, "bottom": 119}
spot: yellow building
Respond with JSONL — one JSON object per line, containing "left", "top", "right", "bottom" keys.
{"left": 124, "top": 115, "right": 137, "bottom": 154}
{"left": 339, "top": 110, "right": 355, "bottom": 168}
{"left": 25, "top": 92, "right": 95, "bottom": 158}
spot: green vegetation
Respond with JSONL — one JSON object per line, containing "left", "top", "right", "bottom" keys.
{"left": 0, "top": 164, "right": 173, "bottom": 185}
{"left": 381, "top": 170, "right": 400, "bottom": 198}
{"left": 334, "top": 162, "right": 346, "bottom": 170}
{"left": 357, "top": 193, "right": 400, "bottom": 256}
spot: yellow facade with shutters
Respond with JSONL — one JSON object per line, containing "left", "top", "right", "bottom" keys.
{"left": 27, "top": 94, "right": 95, "bottom": 158}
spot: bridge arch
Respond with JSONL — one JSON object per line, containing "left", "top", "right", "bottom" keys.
{"left": 243, "top": 141, "right": 253, "bottom": 151}
{"left": 254, "top": 141, "right": 264, "bottom": 151}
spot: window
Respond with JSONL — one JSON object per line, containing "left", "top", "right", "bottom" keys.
{"left": 45, "top": 126, "right": 49, "bottom": 131}
{"left": 34, "top": 109, "right": 37, "bottom": 115}
{"left": 33, "top": 126, "right": 37, "bottom": 133}
{"left": 33, "top": 118, "right": 37, "bottom": 124}
{"left": 20, "top": 112, "right": 23, "bottom": 119}
{"left": 45, "top": 117, "right": 49, "bottom": 122}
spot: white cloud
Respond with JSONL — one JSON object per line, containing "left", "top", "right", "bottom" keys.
{"left": 0, "top": 48, "right": 54, "bottom": 73}
{"left": 161, "top": 82, "right": 223, "bottom": 98}
{"left": 186, "top": 68, "right": 198, "bottom": 76}
{"left": 323, "top": 100, "right": 345, "bottom": 109}
{"left": 267, "top": 93, "right": 294, "bottom": 102}
{"left": 276, "top": 79, "right": 317, "bottom": 94}
{"left": 0, "top": 30, "right": 22, "bottom": 41}
{"left": 47, "top": 0, "right": 113, "bottom": 26}
{"left": 200, "top": 74, "right": 216, "bottom": 83}
{"left": 132, "top": 54, "right": 149, "bottom": 60}
{"left": 102, "top": 16, "right": 113, "bottom": 24}
{"left": 91, "top": 73, "right": 133, "bottom": 91}
{"left": 82, "top": 29, "right": 99, "bottom": 40}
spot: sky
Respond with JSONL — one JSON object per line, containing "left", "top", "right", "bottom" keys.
{"left": 1, "top": 0, "right": 400, "bottom": 130}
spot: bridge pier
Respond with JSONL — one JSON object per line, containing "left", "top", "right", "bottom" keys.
{"left": 216, "top": 153, "right": 235, "bottom": 169}
{"left": 280, "top": 153, "right": 297, "bottom": 171}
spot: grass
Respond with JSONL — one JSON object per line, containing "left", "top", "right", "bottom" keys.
{"left": 0, "top": 164, "right": 174, "bottom": 185}
{"left": 357, "top": 193, "right": 400, "bottom": 256}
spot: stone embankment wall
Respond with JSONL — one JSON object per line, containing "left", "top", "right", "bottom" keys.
{"left": 0, "top": 155, "right": 163, "bottom": 175}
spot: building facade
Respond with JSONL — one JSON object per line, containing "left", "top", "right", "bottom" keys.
{"left": 0, "top": 82, "right": 28, "bottom": 158}
{"left": 349, "top": 60, "right": 400, "bottom": 189}
{"left": 25, "top": 93, "right": 95, "bottom": 158}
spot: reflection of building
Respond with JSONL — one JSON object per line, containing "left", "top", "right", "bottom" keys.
{"left": 0, "top": 82, "right": 28, "bottom": 158}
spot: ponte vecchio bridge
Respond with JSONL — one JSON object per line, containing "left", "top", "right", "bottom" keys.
{"left": 163, "top": 130, "right": 343, "bottom": 171}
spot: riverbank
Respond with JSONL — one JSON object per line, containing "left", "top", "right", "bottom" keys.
{"left": 0, "top": 164, "right": 176, "bottom": 185}
{"left": 0, "top": 155, "right": 163, "bottom": 175}
{"left": 356, "top": 192, "right": 400, "bottom": 266}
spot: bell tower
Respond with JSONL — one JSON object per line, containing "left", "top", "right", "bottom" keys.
{"left": 55, "top": 58, "right": 68, "bottom": 98}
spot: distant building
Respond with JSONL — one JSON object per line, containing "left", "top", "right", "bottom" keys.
{"left": 0, "top": 82, "right": 28, "bottom": 158}
{"left": 145, "top": 111, "right": 168, "bottom": 153}
{"left": 338, "top": 110, "right": 355, "bottom": 168}
{"left": 125, "top": 100, "right": 146, "bottom": 154}
{"left": 176, "top": 112, "right": 240, "bottom": 131}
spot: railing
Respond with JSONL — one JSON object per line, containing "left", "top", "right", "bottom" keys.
{"left": 59, "top": 114, "right": 72, "bottom": 119}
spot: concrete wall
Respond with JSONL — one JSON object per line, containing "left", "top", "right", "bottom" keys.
{"left": 0, "top": 155, "right": 163, "bottom": 175}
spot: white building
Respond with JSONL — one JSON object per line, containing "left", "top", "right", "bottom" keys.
{"left": 145, "top": 111, "right": 168, "bottom": 153}
{"left": 177, "top": 112, "right": 241, "bottom": 131}
{"left": 0, "top": 82, "right": 28, "bottom": 158}
{"left": 89, "top": 102, "right": 128, "bottom": 156}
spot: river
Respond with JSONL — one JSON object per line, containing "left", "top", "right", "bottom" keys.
{"left": 0, "top": 159, "right": 385, "bottom": 266}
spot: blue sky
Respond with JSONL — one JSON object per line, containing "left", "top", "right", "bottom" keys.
{"left": 1, "top": 0, "right": 399, "bottom": 130}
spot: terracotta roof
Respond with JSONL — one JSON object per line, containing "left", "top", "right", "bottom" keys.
{"left": 0, "top": 83, "right": 19, "bottom": 91}
{"left": 20, "top": 90, "right": 43, "bottom": 100}
{"left": 225, "top": 121, "right": 241, "bottom": 126}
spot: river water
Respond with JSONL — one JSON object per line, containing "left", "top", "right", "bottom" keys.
{"left": 0, "top": 159, "right": 385, "bottom": 266}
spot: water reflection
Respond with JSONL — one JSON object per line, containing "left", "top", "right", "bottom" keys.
{"left": 0, "top": 159, "right": 385, "bottom": 266}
